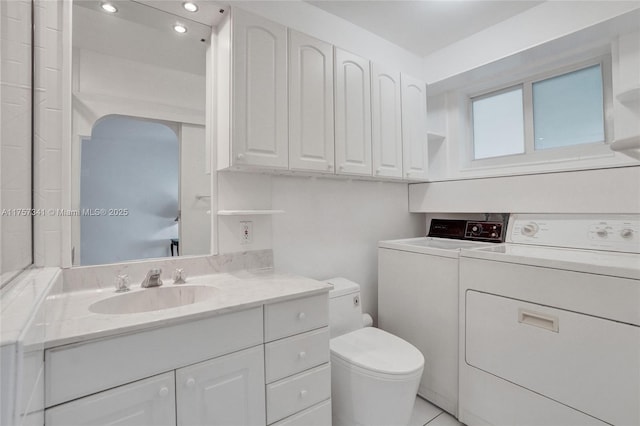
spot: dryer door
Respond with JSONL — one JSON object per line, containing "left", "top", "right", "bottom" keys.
{"left": 465, "top": 290, "right": 640, "bottom": 426}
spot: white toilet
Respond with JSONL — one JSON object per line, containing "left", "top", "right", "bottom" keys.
{"left": 326, "top": 277, "right": 424, "bottom": 426}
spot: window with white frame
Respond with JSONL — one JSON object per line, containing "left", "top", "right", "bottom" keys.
{"left": 469, "top": 59, "right": 610, "bottom": 166}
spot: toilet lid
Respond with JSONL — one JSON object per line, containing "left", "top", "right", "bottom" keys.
{"left": 330, "top": 327, "right": 424, "bottom": 375}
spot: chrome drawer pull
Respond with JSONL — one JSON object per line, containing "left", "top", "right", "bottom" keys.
{"left": 518, "top": 309, "right": 559, "bottom": 332}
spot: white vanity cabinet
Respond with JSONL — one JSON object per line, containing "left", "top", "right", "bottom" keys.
{"left": 44, "top": 292, "right": 331, "bottom": 426}
{"left": 400, "top": 73, "right": 429, "bottom": 181}
{"left": 371, "top": 63, "right": 403, "bottom": 179}
{"left": 264, "top": 293, "right": 332, "bottom": 425}
{"left": 218, "top": 8, "right": 289, "bottom": 170}
{"left": 334, "top": 48, "right": 373, "bottom": 176}
{"left": 288, "top": 30, "right": 335, "bottom": 173}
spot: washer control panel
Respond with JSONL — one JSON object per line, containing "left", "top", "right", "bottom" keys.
{"left": 465, "top": 221, "right": 504, "bottom": 242}
{"left": 509, "top": 214, "right": 640, "bottom": 253}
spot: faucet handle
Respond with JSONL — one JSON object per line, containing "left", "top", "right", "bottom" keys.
{"left": 173, "top": 268, "right": 187, "bottom": 285}
{"left": 114, "top": 274, "right": 131, "bottom": 293}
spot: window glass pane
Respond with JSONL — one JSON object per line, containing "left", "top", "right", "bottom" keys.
{"left": 533, "top": 64, "right": 604, "bottom": 150}
{"left": 472, "top": 87, "right": 524, "bottom": 160}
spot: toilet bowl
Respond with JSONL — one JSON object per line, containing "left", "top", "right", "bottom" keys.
{"left": 326, "top": 278, "right": 424, "bottom": 426}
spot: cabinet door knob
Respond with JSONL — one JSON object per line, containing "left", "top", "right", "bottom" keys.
{"left": 298, "top": 351, "right": 307, "bottom": 359}
{"left": 158, "top": 386, "right": 169, "bottom": 397}
{"left": 375, "top": 169, "right": 381, "bottom": 175}
{"left": 339, "top": 165, "right": 344, "bottom": 171}
{"left": 236, "top": 153, "right": 245, "bottom": 161}
{"left": 297, "top": 312, "right": 306, "bottom": 320}
{"left": 299, "top": 390, "right": 308, "bottom": 398}
{"left": 186, "top": 378, "right": 196, "bottom": 388}
{"left": 327, "top": 164, "right": 333, "bottom": 170}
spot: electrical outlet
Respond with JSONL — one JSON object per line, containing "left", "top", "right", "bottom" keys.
{"left": 240, "top": 221, "right": 253, "bottom": 244}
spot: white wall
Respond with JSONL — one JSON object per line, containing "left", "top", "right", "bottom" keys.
{"left": 422, "top": 1, "right": 640, "bottom": 84}
{"left": 409, "top": 166, "right": 640, "bottom": 214}
{"left": 217, "top": 172, "right": 274, "bottom": 254}
{"left": 271, "top": 176, "right": 425, "bottom": 322}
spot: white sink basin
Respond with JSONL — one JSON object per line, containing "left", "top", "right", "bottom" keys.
{"left": 89, "top": 285, "right": 218, "bottom": 315}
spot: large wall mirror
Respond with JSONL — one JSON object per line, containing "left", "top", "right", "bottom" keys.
{"left": 1, "top": 1, "right": 33, "bottom": 287}
{"left": 71, "top": 0, "right": 218, "bottom": 266}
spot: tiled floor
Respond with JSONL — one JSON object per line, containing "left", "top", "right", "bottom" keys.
{"left": 409, "top": 396, "right": 465, "bottom": 426}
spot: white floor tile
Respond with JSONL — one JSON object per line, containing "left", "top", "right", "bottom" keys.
{"left": 426, "top": 411, "right": 465, "bottom": 426}
{"left": 409, "top": 396, "right": 443, "bottom": 426}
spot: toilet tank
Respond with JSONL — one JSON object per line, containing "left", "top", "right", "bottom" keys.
{"left": 326, "top": 277, "right": 363, "bottom": 339}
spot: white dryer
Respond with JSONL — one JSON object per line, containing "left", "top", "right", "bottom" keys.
{"left": 378, "top": 219, "right": 504, "bottom": 416}
{"left": 459, "top": 214, "right": 640, "bottom": 426}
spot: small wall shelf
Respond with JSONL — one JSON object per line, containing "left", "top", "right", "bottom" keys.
{"left": 427, "top": 132, "right": 446, "bottom": 143}
{"left": 616, "top": 86, "right": 640, "bottom": 104}
{"left": 609, "top": 135, "right": 640, "bottom": 161}
{"left": 217, "top": 210, "right": 285, "bottom": 216}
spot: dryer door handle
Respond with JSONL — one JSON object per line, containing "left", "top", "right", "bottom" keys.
{"left": 518, "top": 309, "right": 559, "bottom": 333}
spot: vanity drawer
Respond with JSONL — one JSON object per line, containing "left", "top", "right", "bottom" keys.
{"left": 271, "top": 399, "right": 331, "bottom": 426}
{"left": 46, "top": 307, "right": 263, "bottom": 407}
{"left": 266, "top": 363, "right": 330, "bottom": 424}
{"left": 264, "top": 294, "right": 329, "bottom": 342}
{"left": 265, "top": 327, "right": 329, "bottom": 383}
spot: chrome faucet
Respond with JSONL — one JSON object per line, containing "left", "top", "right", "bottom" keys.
{"left": 141, "top": 268, "right": 163, "bottom": 288}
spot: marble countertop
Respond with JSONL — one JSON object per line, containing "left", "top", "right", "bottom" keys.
{"left": 45, "top": 269, "right": 332, "bottom": 348}
{"left": 1, "top": 268, "right": 60, "bottom": 347}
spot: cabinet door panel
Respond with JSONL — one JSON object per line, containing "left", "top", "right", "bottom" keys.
{"left": 371, "top": 64, "right": 403, "bottom": 178}
{"left": 401, "top": 73, "right": 428, "bottom": 181}
{"left": 232, "top": 8, "right": 288, "bottom": 168}
{"left": 334, "top": 49, "right": 372, "bottom": 176}
{"left": 289, "top": 30, "right": 334, "bottom": 172}
{"left": 176, "top": 345, "right": 266, "bottom": 426}
{"left": 45, "top": 373, "right": 175, "bottom": 426}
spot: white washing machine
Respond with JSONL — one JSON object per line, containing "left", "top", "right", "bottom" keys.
{"left": 378, "top": 219, "right": 505, "bottom": 416}
{"left": 459, "top": 214, "right": 640, "bottom": 426}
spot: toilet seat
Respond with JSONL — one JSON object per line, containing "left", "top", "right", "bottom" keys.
{"left": 330, "top": 327, "right": 424, "bottom": 376}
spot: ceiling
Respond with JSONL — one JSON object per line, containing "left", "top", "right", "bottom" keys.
{"left": 307, "top": 0, "right": 543, "bottom": 57}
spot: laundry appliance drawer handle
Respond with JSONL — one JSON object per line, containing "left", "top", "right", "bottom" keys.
{"left": 518, "top": 309, "right": 559, "bottom": 333}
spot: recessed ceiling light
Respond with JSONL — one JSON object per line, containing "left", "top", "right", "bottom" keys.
{"left": 100, "top": 2, "right": 117, "bottom": 13}
{"left": 173, "top": 24, "right": 187, "bottom": 34}
{"left": 182, "top": 2, "right": 198, "bottom": 12}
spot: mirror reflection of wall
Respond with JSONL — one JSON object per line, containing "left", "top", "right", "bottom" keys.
{"left": 71, "top": 0, "right": 212, "bottom": 266}
{"left": 80, "top": 116, "right": 179, "bottom": 265}
{"left": 1, "top": 0, "right": 33, "bottom": 287}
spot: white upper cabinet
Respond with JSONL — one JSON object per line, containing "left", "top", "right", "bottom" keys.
{"left": 229, "top": 8, "right": 288, "bottom": 169}
{"left": 401, "top": 73, "right": 429, "bottom": 181}
{"left": 217, "top": 9, "right": 428, "bottom": 181}
{"left": 334, "top": 48, "right": 372, "bottom": 176}
{"left": 371, "top": 64, "right": 403, "bottom": 179}
{"left": 289, "top": 30, "right": 335, "bottom": 173}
